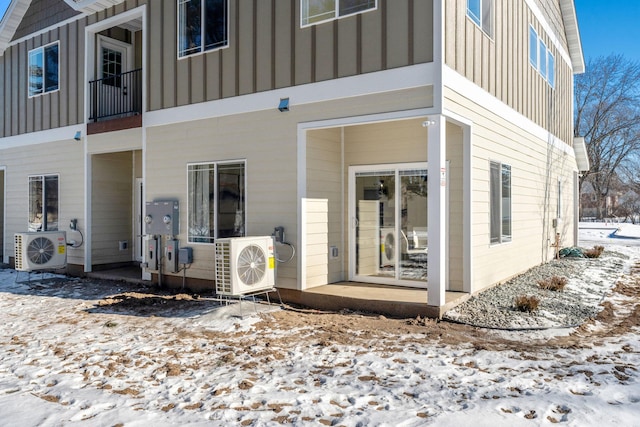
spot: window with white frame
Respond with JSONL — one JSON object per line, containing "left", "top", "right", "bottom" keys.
{"left": 188, "top": 161, "right": 245, "bottom": 243}
{"left": 529, "top": 25, "right": 555, "bottom": 88}
{"left": 467, "top": 0, "right": 492, "bottom": 37}
{"left": 28, "top": 42, "right": 59, "bottom": 97}
{"left": 490, "top": 161, "right": 511, "bottom": 244}
{"left": 557, "top": 179, "right": 562, "bottom": 219}
{"left": 28, "top": 175, "right": 59, "bottom": 232}
{"left": 301, "top": 0, "right": 376, "bottom": 27}
{"left": 178, "top": 0, "right": 228, "bottom": 58}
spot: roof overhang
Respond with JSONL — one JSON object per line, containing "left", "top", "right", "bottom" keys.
{"left": 574, "top": 137, "right": 590, "bottom": 172}
{"left": 63, "top": 0, "right": 125, "bottom": 14}
{"left": 559, "top": 0, "right": 585, "bottom": 74}
{"left": 0, "top": 0, "right": 31, "bottom": 55}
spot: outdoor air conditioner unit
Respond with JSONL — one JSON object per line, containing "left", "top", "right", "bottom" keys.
{"left": 14, "top": 231, "right": 67, "bottom": 272}
{"left": 214, "top": 236, "right": 275, "bottom": 296}
{"left": 380, "top": 227, "right": 396, "bottom": 266}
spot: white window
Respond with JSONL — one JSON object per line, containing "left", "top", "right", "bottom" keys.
{"left": 467, "top": 0, "right": 492, "bottom": 37}
{"left": 28, "top": 42, "right": 59, "bottom": 97}
{"left": 548, "top": 53, "right": 555, "bottom": 88}
{"left": 301, "top": 0, "right": 376, "bottom": 27}
{"left": 557, "top": 179, "right": 562, "bottom": 219}
{"left": 188, "top": 161, "right": 245, "bottom": 243}
{"left": 539, "top": 39, "right": 547, "bottom": 79}
{"left": 178, "top": 0, "right": 228, "bottom": 58}
{"left": 28, "top": 175, "right": 59, "bottom": 232}
{"left": 529, "top": 25, "right": 555, "bottom": 88}
{"left": 490, "top": 161, "right": 511, "bottom": 244}
{"left": 529, "top": 26, "right": 538, "bottom": 67}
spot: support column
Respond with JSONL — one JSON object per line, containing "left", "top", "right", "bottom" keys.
{"left": 427, "top": 115, "right": 446, "bottom": 307}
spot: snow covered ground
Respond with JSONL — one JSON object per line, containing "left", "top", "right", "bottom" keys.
{"left": 0, "top": 223, "right": 639, "bottom": 426}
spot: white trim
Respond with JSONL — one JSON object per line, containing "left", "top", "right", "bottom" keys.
{"left": 0, "top": 0, "right": 31, "bottom": 54}
{"left": 63, "top": 0, "right": 125, "bottom": 14}
{"left": 300, "top": 0, "right": 378, "bottom": 28}
{"left": 0, "top": 166, "right": 5, "bottom": 264}
{"left": 97, "top": 35, "right": 133, "bottom": 80}
{"left": 85, "top": 5, "right": 146, "bottom": 127}
{"left": 146, "top": 63, "right": 436, "bottom": 127}
{"left": 297, "top": 126, "right": 307, "bottom": 290}
{"left": 443, "top": 64, "right": 576, "bottom": 158}
{"left": 442, "top": 110, "right": 473, "bottom": 294}
{"left": 5, "top": 14, "right": 85, "bottom": 51}
{"left": 177, "top": 0, "right": 230, "bottom": 60}
{"left": 348, "top": 162, "right": 429, "bottom": 289}
{"left": 433, "top": 0, "right": 444, "bottom": 114}
{"left": 27, "top": 41, "right": 61, "bottom": 98}
{"left": 0, "top": 124, "right": 84, "bottom": 149}
{"left": 523, "top": 0, "right": 574, "bottom": 71}
{"left": 83, "top": 135, "right": 91, "bottom": 272}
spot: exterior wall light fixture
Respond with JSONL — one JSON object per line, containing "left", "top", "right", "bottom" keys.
{"left": 278, "top": 98, "right": 290, "bottom": 112}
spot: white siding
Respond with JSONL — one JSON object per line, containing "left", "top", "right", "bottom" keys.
{"left": 444, "top": 86, "right": 578, "bottom": 295}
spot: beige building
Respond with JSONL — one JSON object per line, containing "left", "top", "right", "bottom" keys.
{"left": 0, "top": 0, "right": 588, "bottom": 316}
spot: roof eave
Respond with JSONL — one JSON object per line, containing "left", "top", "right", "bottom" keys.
{"left": 0, "top": 0, "right": 32, "bottom": 55}
{"left": 63, "top": 0, "right": 125, "bottom": 14}
{"left": 559, "top": 0, "right": 585, "bottom": 74}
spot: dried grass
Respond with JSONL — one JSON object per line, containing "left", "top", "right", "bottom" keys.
{"left": 514, "top": 295, "right": 540, "bottom": 312}
{"left": 584, "top": 245, "right": 605, "bottom": 258}
{"left": 538, "top": 276, "right": 568, "bottom": 292}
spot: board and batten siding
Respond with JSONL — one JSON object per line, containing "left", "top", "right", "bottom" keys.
{"left": 0, "top": 0, "right": 145, "bottom": 138}
{"left": 444, "top": 86, "right": 577, "bottom": 295}
{"left": 147, "top": 0, "right": 434, "bottom": 112}
{"left": 444, "top": 0, "right": 574, "bottom": 145}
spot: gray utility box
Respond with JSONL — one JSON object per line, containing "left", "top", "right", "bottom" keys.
{"left": 145, "top": 200, "right": 179, "bottom": 236}
{"left": 178, "top": 247, "right": 193, "bottom": 264}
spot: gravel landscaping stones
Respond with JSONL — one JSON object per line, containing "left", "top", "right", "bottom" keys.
{"left": 443, "top": 250, "right": 629, "bottom": 330}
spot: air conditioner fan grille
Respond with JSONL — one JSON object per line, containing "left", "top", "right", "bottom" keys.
{"left": 27, "top": 237, "right": 55, "bottom": 265}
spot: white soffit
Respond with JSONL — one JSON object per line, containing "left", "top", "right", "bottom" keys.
{"left": 0, "top": 0, "right": 31, "bottom": 54}
{"left": 574, "top": 137, "right": 590, "bottom": 171}
{"left": 559, "top": 0, "right": 585, "bottom": 74}
{"left": 64, "top": 0, "right": 125, "bottom": 14}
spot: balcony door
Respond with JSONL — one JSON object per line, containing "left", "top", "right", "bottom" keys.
{"left": 349, "top": 164, "right": 429, "bottom": 288}
{"left": 96, "top": 35, "right": 132, "bottom": 119}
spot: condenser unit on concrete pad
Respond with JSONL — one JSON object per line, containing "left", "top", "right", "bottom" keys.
{"left": 214, "top": 236, "right": 275, "bottom": 296}
{"left": 15, "top": 231, "right": 67, "bottom": 271}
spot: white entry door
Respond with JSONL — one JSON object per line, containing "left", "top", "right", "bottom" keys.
{"left": 96, "top": 36, "right": 132, "bottom": 119}
{"left": 349, "top": 163, "right": 429, "bottom": 288}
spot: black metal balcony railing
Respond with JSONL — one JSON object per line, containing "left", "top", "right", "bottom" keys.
{"left": 89, "top": 68, "right": 142, "bottom": 122}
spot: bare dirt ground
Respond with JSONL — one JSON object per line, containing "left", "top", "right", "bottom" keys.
{"left": 94, "top": 259, "right": 640, "bottom": 354}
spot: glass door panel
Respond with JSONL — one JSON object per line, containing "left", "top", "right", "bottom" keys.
{"left": 351, "top": 165, "right": 428, "bottom": 287}
{"left": 355, "top": 171, "right": 395, "bottom": 278}
{"left": 399, "top": 170, "right": 428, "bottom": 281}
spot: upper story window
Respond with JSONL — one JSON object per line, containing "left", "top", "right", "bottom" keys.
{"left": 28, "top": 42, "right": 59, "bottom": 97}
{"left": 301, "top": 0, "right": 377, "bottom": 27}
{"left": 529, "top": 25, "right": 555, "bottom": 88}
{"left": 178, "top": 0, "right": 228, "bottom": 58}
{"left": 467, "top": 0, "right": 492, "bottom": 37}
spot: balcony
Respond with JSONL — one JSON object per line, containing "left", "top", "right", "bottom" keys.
{"left": 88, "top": 68, "right": 142, "bottom": 134}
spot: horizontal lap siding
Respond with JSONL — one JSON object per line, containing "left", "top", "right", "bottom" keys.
{"left": 148, "top": 0, "right": 434, "bottom": 112}
{"left": 445, "top": 86, "right": 578, "bottom": 294}
{"left": 307, "top": 128, "right": 343, "bottom": 285}
{"left": 2, "top": 140, "right": 85, "bottom": 265}
{"left": 445, "top": 0, "right": 574, "bottom": 145}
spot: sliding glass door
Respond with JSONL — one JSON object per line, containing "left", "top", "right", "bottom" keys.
{"left": 350, "top": 164, "right": 428, "bottom": 287}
